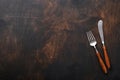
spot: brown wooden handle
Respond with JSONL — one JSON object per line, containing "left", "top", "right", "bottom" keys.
{"left": 96, "top": 52, "right": 107, "bottom": 74}
{"left": 103, "top": 45, "right": 111, "bottom": 69}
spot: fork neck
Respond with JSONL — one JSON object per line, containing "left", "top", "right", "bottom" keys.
{"left": 94, "top": 46, "right": 98, "bottom": 53}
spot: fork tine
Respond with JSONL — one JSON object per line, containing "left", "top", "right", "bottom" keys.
{"left": 86, "top": 31, "right": 93, "bottom": 43}
{"left": 89, "top": 31, "right": 93, "bottom": 41}
{"left": 86, "top": 31, "right": 91, "bottom": 42}
{"left": 89, "top": 31, "right": 96, "bottom": 41}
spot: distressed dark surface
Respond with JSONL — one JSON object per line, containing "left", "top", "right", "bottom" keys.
{"left": 0, "top": 0, "right": 120, "bottom": 80}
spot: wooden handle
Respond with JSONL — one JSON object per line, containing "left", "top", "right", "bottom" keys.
{"left": 103, "top": 45, "right": 111, "bottom": 69}
{"left": 96, "top": 52, "right": 107, "bottom": 74}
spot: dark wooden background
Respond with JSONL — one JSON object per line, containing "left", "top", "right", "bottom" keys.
{"left": 0, "top": 0, "right": 120, "bottom": 80}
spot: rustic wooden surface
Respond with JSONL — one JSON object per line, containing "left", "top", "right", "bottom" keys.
{"left": 0, "top": 0, "right": 120, "bottom": 80}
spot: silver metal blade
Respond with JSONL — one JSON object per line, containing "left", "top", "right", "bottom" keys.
{"left": 98, "top": 20, "right": 104, "bottom": 44}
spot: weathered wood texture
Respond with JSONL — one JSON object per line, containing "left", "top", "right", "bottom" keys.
{"left": 0, "top": 0, "right": 120, "bottom": 80}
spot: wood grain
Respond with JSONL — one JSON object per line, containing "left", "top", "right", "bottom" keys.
{"left": 0, "top": 0, "right": 120, "bottom": 80}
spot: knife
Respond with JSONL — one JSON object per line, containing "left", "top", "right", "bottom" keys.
{"left": 98, "top": 20, "right": 111, "bottom": 69}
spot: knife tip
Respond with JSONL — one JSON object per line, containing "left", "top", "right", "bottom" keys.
{"left": 98, "top": 20, "right": 103, "bottom": 23}
{"left": 98, "top": 20, "right": 103, "bottom": 26}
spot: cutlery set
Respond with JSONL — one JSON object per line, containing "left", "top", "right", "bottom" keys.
{"left": 86, "top": 20, "right": 111, "bottom": 74}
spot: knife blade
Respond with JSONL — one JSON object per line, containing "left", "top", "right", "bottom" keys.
{"left": 98, "top": 20, "right": 111, "bottom": 69}
{"left": 98, "top": 20, "right": 104, "bottom": 44}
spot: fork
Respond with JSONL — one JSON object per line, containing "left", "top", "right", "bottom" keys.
{"left": 86, "top": 31, "right": 107, "bottom": 74}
